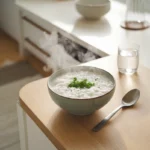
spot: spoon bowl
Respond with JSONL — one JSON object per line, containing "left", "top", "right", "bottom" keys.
{"left": 122, "top": 89, "right": 140, "bottom": 107}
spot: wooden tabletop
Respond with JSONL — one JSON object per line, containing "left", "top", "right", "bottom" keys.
{"left": 19, "top": 56, "right": 150, "bottom": 150}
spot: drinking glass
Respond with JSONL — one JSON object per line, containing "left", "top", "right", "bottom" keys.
{"left": 117, "top": 43, "right": 140, "bottom": 74}
{"left": 121, "top": 0, "right": 149, "bottom": 30}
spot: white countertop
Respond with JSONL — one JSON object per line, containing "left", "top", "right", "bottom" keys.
{"left": 16, "top": 0, "right": 150, "bottom": 68}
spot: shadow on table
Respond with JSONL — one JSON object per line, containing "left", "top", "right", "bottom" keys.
{"left": 72, "top": 17, "right": 111, "bottom": 37}
{"left": 49, "top": 109, "right": 127, "bottom": 150}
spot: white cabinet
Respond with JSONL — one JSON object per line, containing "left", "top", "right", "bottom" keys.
{"left": 24, "top": 37, "right": 50, "bottom": 64}
{"left": 23, "top": 18, "right": 49, "bottom": 50}
{"left": 17, "top": 102, "right": 57, "bottom": 150}
{"left": 21, "top": 14, "right": 52, "bottom": 65}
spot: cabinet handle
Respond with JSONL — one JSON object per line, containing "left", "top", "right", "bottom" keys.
{"left": 25, "top": 38, "right": 50, "bottom": 57}
{"left": 22, "top": 16, "right": 51, "bottom": 35}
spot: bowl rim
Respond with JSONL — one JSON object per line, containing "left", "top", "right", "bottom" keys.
{"left": 47, "top": 66, "right": 116, "bottom": 100}
{"left": 76, "top": 0, "right": 110, "bottom": 7}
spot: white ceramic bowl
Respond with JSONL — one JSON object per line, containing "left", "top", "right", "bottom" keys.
{"left": 75, "top": 0, "right": 110, "bottom": 19}
{"left": 47, "top": 66, "right": 115, "bottom": 116}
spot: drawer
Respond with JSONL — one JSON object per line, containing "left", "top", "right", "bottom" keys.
{"left": 24, "top": 38, "right": 80, "bottom": 66}
{"left": 23, "top": 17, "right": 52, "bottom": 50}
{"left": 24, "top": 38, "right": 50, "bottom": 65}
{"left": 22, "top": 10, "right": 55, "bottom": 33}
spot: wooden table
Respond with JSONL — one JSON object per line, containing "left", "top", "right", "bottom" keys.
{"left": 19, "top": 56, "right": 150, "bottom": 150}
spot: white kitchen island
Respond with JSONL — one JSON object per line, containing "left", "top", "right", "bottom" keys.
{"left": 17, "top": 0, "right": 150, "bottom": 68}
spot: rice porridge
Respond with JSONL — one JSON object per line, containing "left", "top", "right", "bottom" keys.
{"left": 51, "top": 71, "right": 114, "bottom": 99}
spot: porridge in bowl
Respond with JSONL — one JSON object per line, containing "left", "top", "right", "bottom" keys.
{"left": 50, "top": 70, "right": 114, "bottom": 99}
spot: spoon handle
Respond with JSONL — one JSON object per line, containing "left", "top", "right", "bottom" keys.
{"left": 92, "top": 105, "right": 123, "bottom": 132}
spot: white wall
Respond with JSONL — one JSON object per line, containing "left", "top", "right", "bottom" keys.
{"left": 0, "top": 0, "right": 20, "bottom": 41}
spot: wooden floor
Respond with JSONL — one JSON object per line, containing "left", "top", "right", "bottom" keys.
{"left": 0, "top": 30, "right": 51, "bottom": 77}
{"left": 0, "top": 30, "right": 51, "bottom": 150}
{"left": 0, "top": 30, "right": 24, "bottom": 65}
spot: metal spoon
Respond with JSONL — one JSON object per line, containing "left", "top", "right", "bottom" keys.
{"left": 92, "top": 89, "right": 140, "bottom": 132}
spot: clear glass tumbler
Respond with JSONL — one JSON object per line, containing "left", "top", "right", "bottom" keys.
{"left": 117, "top": 43, "right": 140, "bottom": 74}
{"left": 121, "top": 0, "right": 149, "bottom": 30}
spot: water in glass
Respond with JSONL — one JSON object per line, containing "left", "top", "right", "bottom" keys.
{"left": 118, "top": 46, "right": 139, "bottom": 75}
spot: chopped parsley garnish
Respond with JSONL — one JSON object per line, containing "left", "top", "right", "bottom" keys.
{"left": 68, "top": 77, "right": 95, "bottom": 89}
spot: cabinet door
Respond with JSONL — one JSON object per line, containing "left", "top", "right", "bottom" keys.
{"left": 23, "top": 18, "right": 51, "bottom": 50}
{"left": 26, "top": 114, "right": 57, "bottom": 150}
{"left": 17, "top": 103, "right": 57, "bottom": 150}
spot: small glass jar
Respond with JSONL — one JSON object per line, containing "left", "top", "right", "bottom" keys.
{"left": 117, "top": 43, "right": 140, "bottom": 74}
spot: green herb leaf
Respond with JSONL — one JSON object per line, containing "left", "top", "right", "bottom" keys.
{"left": 68, "top": 77, "right": 95, "bottom": 89}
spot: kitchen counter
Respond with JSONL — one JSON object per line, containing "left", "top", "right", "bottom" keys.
{"left": 16, "top": 2, "right": 150, "bottom": 149}
{"left": 19, "top": 56, "right": 150, "bottom": 150}
{"left": 16, "top": 0, "right": 150, "bottom": 68}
